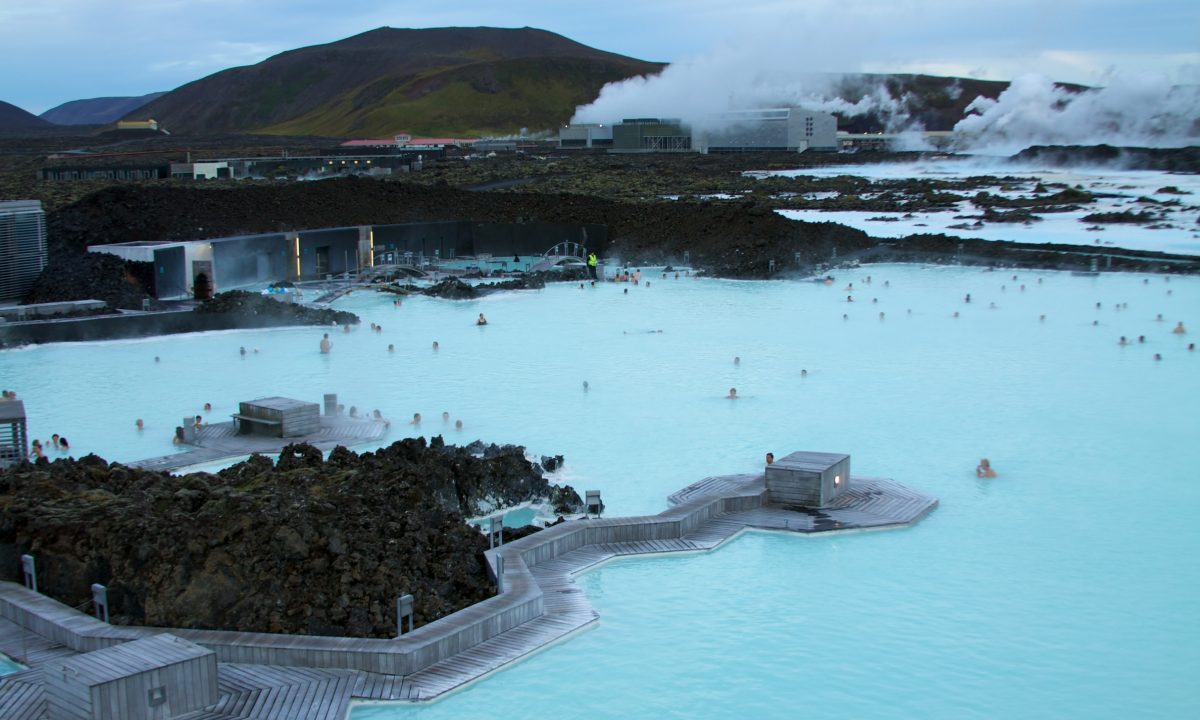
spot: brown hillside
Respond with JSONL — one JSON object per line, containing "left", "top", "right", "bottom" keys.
{"left": 129, "top": 26, "right": 664, "bottom": 136}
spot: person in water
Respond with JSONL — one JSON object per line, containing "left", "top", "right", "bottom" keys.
{"left": 976, "top": 458, "right": 997, "bottom": 478}
{"left": 410, "top": 412, "right": 421, "bottom": 425}
{"left": 727, "top": 387, "right": 738, "bottom": 399}
{"left": 1173, "top": 321, "right": 1186, "bottom": 334}
{"left": 476, "top": 313, "right": 488, "bottom": 326}
{"left": 766, "top": 452, "right": 774, "bottom": 465}
{"left": 320, "top": 333, "right": 332, "bottom": 353}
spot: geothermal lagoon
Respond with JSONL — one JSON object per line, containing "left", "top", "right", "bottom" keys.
{"left": 3, "top": 162, "right": 1198, "bottom": 719}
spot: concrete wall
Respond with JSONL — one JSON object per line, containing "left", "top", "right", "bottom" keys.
{"left": 0, "top": 310, "right": 327, "bottom": 346}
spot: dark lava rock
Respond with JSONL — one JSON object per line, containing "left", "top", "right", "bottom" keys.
{"left": 1011, "top": 145, "right": 1200, "bottom": 173}
{"left": 548, "top": 484, "right": 584, "bottom": 515}
{"left": 195, "top": 290, "right": 359, "bottom": 326}
{"left": 422, "top": 278, "right": 479, "bottom": 299}
{"left": 0, "top": 437, "right": 565, "bottom": 638}
{"left": 22, "top": 252, "right": 157, "bottom": 310}
{"left": 540, "top": 454, "right": 563, "bottom": 473}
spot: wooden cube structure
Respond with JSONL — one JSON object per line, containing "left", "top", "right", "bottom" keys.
{"left": 234, "top": 396, "right": 319, "bottom": 437}
{"left": 765, "top": 451, "right": 851, "bottom": 507}
{"left": 44, "top": 633, "right": 217, "bottom": 720}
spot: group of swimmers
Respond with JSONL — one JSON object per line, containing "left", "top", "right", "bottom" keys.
{"left": 30, "top": 434, "right": 70, "bottom": 460}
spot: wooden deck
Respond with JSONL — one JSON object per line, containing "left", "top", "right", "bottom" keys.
{"left": 0, "top": 468, "right": 937, "bottom": 718}
{"left": 130, "top": 415, "right": 389, "bottom": 472}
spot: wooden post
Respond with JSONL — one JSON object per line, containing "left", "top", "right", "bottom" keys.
{"left": 396, "top": 594, "right": 414, "bottom": 636}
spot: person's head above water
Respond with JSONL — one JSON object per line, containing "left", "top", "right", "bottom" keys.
{"left": 727, "top": 387, "right": 738, "bottom": 399}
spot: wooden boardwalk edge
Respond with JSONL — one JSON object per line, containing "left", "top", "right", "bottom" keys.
{"left": 0, "top": 472, "right": 938, "bottom": 717}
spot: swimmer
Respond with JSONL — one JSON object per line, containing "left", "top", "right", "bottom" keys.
{"left": 432, "top": 341, "right": 439, "bottom": 351}
{"left": 872, "top": 298, "right": 877, "bottom": 304}
{"left": 442, "top": 411, "right": 450, "bottom": 423}
{"left": 343, "top": 324, "right": 351, "bottom": 333}
{"left": 30, "top": 439, "right": 44, "bottom": 460}
{"left": 373, "top": 409, "right": 390, "bottom": 427}
{"left": 410, "top": 412, "right": 421, "bottom": 425}
{"left": 388, "top": 344, "right": 394, "bottom": 352}
{"left": 766, "top": 452, "right": 774, "bottom": 465}
{"left": 58, "top": 437, "right": 69, "bottom": 451}
{"left": 624, "top": 288, "right": 628, "bottom": 294}
{"left": 975, "top": 458, "right": 997, "bottom": 479}
{"left": 727, "top": 387, "right": 738, "bottom": 400}
{"left": 1188, "top": 343, "right": 1194, "bottom": 351}
{"left": 194, "top": 415, "right": 203, "bottom": 429}
{"left": 583, "top": 380, "right": 590, "bottom": 391}
{"left": 173, "top": 426, "right": 184, "bottom": 445}
{"left": 154, "top": 356, "right": 160, "bottom": 363}
{"left": 879, "top": 311, "right": 885, "bottom": 320}
{"left": 800, "top": 369, "right": 808, "bottom": 377}
{"left": 1138, "top": 335, "right": 1145, "bottom": 343}
{"left": 1039, "top": 314, "right": 1046, "bottom": 322}
{"left": 320, "top": 333, "right": 332, "bottom": 353}
{"left": 1173, "top": 321, "right": 1186, "bottom": 334}
{"left": 884, "top": 280, "right": 889, "bottom": 288}
{"left": 1119, "top": 336, "right": 1128, "bottom": 346}
{"left": 847, "top": 295, "right": 853, "bottom": 303}
{"left": 964, "top": 293, "right": 971, "bottom": 303}
{"left": 375, "top": 324, "right": 382, "bottom": 333}
{"left": 203, "top": 402, "right": 212, "bottom": 413}
{"left": 455, "top": 419, "right": 463, "bottom": 431}
{"left": 349, "top": 406, "right": 359, "bottom": 418}
{"left": 1156, "top": 314, "right": 1163, "bottom": 322}
{"left": 136, "top": 418, "right": 144, "bottom": 430}
{"left": 1154, "top": 353, "right": 1162, "bottom": 361}
{"left": 989, "top": 302, "right": 996, "bottom": 309}
{"left": 50, "top": 433, "right": 60, "bottom": 449}
{"left": 476, "top": 313, "right": 488, "bottom": 326}
{"left": 843, "top": 313, "right": 848, "bottom": 320}
{"left": 953, "top": 311, "right": 960, "bottom": 318}
{"left": 734, "top": 356, "right": 740, "bottom": 365}
{"left": 239, "top": 346, "right": 246, "bottom": 356}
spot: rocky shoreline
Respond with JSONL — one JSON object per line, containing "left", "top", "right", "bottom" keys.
{"left": 0, "top": 438, "right": 577, "bottom": 638}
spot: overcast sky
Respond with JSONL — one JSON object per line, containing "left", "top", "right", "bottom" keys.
{"left": 3, "top": 0, "right": 1197, "bottom": 114}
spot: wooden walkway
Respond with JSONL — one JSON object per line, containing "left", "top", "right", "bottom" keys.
{"left": 0, "top": 470, "right": 937, "bottom": 718}
{"left": 130, "top": 416, "right": 389, "bottom": 472}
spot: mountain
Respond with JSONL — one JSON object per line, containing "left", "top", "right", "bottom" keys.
{"left": 130, "top": 26, "right": 665, "bottom": 137}
{"left": 40, "top": 92, "right": 167, "bottom": 125}
{"left": 0, "top": 100, "right": 54, "bottom": 133}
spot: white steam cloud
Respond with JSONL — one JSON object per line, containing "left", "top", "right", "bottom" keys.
{"left": 573, "top": 42, "right": 1200, "bottom": 154}
{"left": 954, "top": 72, "right": 1200, "bottom": 154}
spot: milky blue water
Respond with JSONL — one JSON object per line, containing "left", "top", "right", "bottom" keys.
{"left": 3, "top": 261, "right": 1198, "bottom": 719}
{"left": 0, "top": 653, "right": 24, "bottom": 675}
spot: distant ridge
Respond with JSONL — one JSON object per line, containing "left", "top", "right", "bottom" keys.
{"left": 132, "top": 26, "right": 665, "bottom": 137}
{"left": 0, "top": 100, "right": 53, "bottom": 133}
{"left": 41, "top": 92, "right": 167, "bottom": 125}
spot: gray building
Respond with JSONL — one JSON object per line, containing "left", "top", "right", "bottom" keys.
{"left": 0, "top": 200, "right": 47, "bottom": 302}
{"left": 696, "top": 108, "right": 838, "bottom": 153}
{"left": 611, "top": 118, "right": 692, "bottom": 153}
{"left": 558, "top": 123, "right": 614, "bottom": 149}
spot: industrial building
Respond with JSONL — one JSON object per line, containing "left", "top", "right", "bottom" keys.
{"left": 90, "top": 220, "right": 606, "bottom": 300}
{"left": 560, "top": 108, "right": 838, "bottom": 153}
{"left": 558, "top": 123, "right": 613, "bottom": 149}
{"left": 695, "top": 108, "right": 838, "bottom": 153}
{"left": 610, "top": 118, "right": 692, "bottom": 153}
{"left": 0, "top": 200, "right": 47, "bottom": 302}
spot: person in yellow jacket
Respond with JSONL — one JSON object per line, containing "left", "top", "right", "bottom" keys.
{"left": 587, "top": 252, "right": 597, "bottom": 279}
